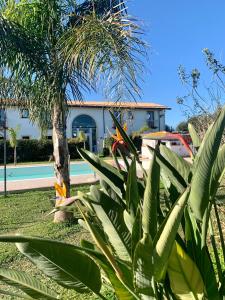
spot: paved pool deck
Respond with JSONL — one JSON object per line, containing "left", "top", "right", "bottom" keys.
{"left": 0, "top": 161, "right": 101, "bottom": 193}
{"left": 0, "top": 173, "right": 99, "bottom": 193}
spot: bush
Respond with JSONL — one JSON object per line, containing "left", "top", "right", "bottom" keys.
{"left": 102, "top": 147, "right": 110, "bottom": 157}
{"left": 0, "top": 139, "right": 84, "bottom": 163}
{"left": 131, "top": 135, "right": 142, "bottom": 151}
{"left": 103, "top": 137, "right": 114, "bottom": 149}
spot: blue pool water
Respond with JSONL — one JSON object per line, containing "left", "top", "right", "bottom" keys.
{"left": 0, "top": 163, "right": 93, "bottom": 181}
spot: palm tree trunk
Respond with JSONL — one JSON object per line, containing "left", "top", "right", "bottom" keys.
{"left": 14, "top": 146, "right": 17, "bottom": 166}
{"left": 52, "top": 103, "right": 73, "bottom": 223}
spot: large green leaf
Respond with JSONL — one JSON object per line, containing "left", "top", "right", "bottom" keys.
{"left": 189, "top": 106, "right": 225, "bottom": 220}
{"left": 160, "top": 144, "right": 191, "bottom": 183}
{"left": 188, "top": 123, "right": 201, "bottom": 149}
{"left": 81, "top": 240, "right": 136, "bottom": 300}
{"left": 78, "top": 148, "right": 125, "bottom": 197}
{"left": 126, "top": 158, "right": 140, "bottom": 217}
{"left": 78, "top": 204, "right": 139, "bottom": 299}
{"left": 160, "top": 169, "right": 181, "bottom": 206}
{"left": 89, "top": 185, "right": 132, "bottom": 262}
{"left": 153, "top": 188, "right": 190, "bottom": 281}
{"left": 210, "top": 144, "right": 225, "bottom": 198}
{"left": 124, "top": 210, "right": 135, "bottom": 233}
{"left": 147, "top": 146, "right": 187, "bottom": 193}
{"left": 133, "top": 233, "right": 155, "bottom": 299}
{"left": 192, "top": 123, "right": 213, "bottom": 171}
{"left": 131, "top": 208, "right": 142, "bottom": 258}
{"left": 110, "top": 111, "right": 138, "bottom": 158}
{"left": 77, "top": 202, "right": 124, "bottom": 279}
{"left": 100, "top": 179, "right": 125, "bottom": 208}
{"left": 0, "top": 235, "right": 101, "bottom": 294}
{"left": 184, "top": 209, "right": 220, "bottom": 299}
{"left": 0, "top": 289, "right": 30, "bottom": 299}
{"left": 142, "top": 152, "right": 160, "bottom": 239}
{"left": 168, "top": 241, "right": 205, "bottom": 300}
{"left": 0, "top": 268, "right": 59, "bottom": 300}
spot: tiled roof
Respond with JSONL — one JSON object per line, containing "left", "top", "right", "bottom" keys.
{"left": 0, "top": 99, "right": 170, "bottom": 110}
{"left": 68, "top": 101, "right": 170, "bottom": 110}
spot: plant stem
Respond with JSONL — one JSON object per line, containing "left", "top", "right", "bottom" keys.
{"left": 213, "top": 203, "right": 225, "bottom": 266}
{"left": 209, "top": 216, "right": 223, "bottom": 283}
{"left": 201, "top": 204, "right": 211, "bottom": 248}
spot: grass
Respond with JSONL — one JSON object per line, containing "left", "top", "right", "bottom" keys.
{"left": 0, "top": 185, "right": 115, "bottom": 300}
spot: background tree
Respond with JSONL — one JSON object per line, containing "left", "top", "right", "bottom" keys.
{"left": 8, "top": 126, "right": 20, "bottom": 165}
{"left": 177, "top": 48, "right": 225, "bottom": 140}
{"left": 0, "top": 0, "right": 145, "bottom": 222}
{"left": 77, "top": 131, "right": 87, "bottom": 150}
{"left": 176, "top": 121, "right": 188, "bottom": 132}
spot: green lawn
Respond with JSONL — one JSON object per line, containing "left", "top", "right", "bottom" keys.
{"left": 0, "top": 186, "right": 115, "bottom": 300}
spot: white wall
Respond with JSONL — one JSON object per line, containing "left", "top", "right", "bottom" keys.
{"left": 5, "top": 107, "right": 167, "bottom": 151}
{"left": 6, "top": 109, "right": 40, "bottom": 139}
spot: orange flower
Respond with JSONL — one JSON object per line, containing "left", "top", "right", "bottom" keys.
{"left": 54, "top": 182, "right": 67, "bottom": 206}
{"left": 111, "top": 123, "right": 128, "bottom": 153}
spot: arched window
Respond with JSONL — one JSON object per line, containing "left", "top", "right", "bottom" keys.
{"left": 72, "top": 114, "right": 96, "bottom": 129}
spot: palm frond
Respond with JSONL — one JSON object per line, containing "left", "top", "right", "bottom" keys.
{"left": 0, "top": 16, "right": 48, "bottom": 75}
{"left": 61, "top": 2, "right": 146, "bottom": 102}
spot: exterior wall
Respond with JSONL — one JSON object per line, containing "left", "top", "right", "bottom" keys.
{"left": 3, "top": 106, "right": 167, "bottom": 152}
{"left": 5, "top": 109, "right": 40, "bottom": 139}
{"left": 141, "top": 138, "right": 192, "bottom": 170}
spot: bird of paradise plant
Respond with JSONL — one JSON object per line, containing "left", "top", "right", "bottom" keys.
{"left": 1, "top": 108, "right": 225, "bottom": 299}
{"left": 111, "top": 123, "right": 129, "bottom": 154}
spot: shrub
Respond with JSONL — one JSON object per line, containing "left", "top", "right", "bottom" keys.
{"left": 131, "top": 135, "right": 142, "bottom": 151}
{"left": 102, "top": 147, "right": 110, "bottom": 157}
{"left": 1, "top": 109, "right": 225, "bottom": 299}
{"left": 104, "top": 136, "right": 114, "bottom": 149}
{"left": 0, "top": 139, "right": 84, "bottom": 163}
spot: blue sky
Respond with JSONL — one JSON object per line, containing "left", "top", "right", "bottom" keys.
{"left": 85, "top": 0, "right": 225, "bottom": 127}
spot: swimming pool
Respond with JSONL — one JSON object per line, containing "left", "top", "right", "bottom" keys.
{"left": 0, "top": 163, "right": 93, "bottom": 181}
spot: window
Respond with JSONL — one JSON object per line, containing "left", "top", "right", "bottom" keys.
{"left": 20, "top": 109, "right": 29, "bottom": 119}
{"left": 147, "top": 111, "right": 154, "bottom": 128}
{"left": 127, "top": 110, "right": 134, "bottom": 120}
{"left": 171, "top": 141, "right": 180, "bottom": 146}
{"left": 22, "top": 136, "right": 30, "bottom": 140}
{"left": 112, "top": 110, "right": 122, "bottom": 129}
{"left": 0, "top": 109, "right": 5, "bottom": 127}
{"left": 47, "top": 136, "right": 52, "bottom": 140}
{"left": 72, "top": 115, "right": 96, "bottom": 129}
{"left": 46, "top": 116, "right": 53, "bottom": 129}
{"left": 0, "top": 109, "right": 4, "bottom": 120}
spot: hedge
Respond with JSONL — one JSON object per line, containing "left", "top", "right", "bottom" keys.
{"left": 0, "top": 139, "right": 86, "bottom": 163}
{"left": 0, "top": 136, "right": 143, "bottom": 163}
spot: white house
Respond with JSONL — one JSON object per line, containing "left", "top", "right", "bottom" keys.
{"left": 0, "top": 101, "right": 170, "bottom": 152}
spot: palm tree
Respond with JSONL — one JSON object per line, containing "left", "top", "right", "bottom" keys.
{"left": 0, "top": 0, "right": 145, "bottom": 222}
{"left": 8, "top": 125, "right": 20, "bottom": 165}
{"left": 78, "top": 131, "right": 87, "bottom": 150}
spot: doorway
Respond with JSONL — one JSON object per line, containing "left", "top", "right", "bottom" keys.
{"left": 72, "top": 115, "right": 97, "bottom": 152}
